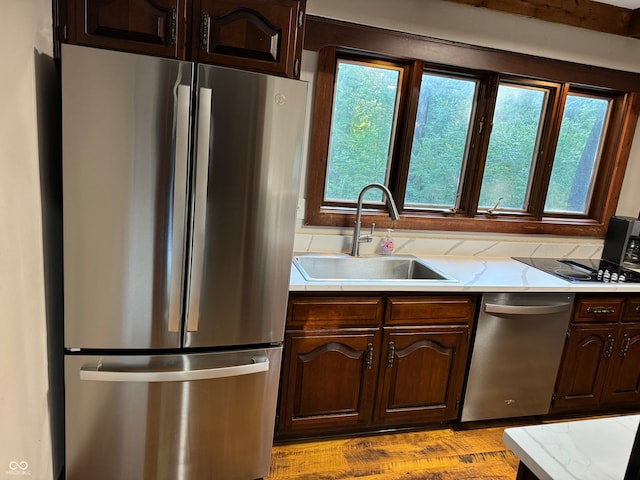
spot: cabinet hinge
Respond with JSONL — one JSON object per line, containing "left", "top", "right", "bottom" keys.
{"left": 455, "top": 398, "right": 460, "bottom": 409}
{"left": 62, "top": 24, "right": 68, "bottom": 42}
{"left": 551, "top": 392, "right": 557, "bottom": 404}
{"left": 298, "top": 10, "right": 304, "bottom": 28}
{"left": 566, "top": 328, "right": 571, "bottom": 339}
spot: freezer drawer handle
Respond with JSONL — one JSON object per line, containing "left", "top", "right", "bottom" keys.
{"left": 484, "top": 302, "right": 571, "bottom": 316}
{"left": 79, "top": 356, "right": 269, "bottom": 382}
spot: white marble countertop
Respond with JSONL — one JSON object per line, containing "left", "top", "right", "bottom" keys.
{"left": 289, "top": 254, "right": 640, "bottom": 293}
{"left": 503, "top": 415, "right": 640, "bottom": 480}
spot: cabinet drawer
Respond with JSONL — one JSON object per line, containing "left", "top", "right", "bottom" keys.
{"left": 623, "top": 297, "right": 640, "bottom": 322}
{"left": 573, "top": 297, "right": 623, "bottom": 323}
{"left": 385, "top": 296, "right": 476, "bottom": 326}
{"left": 288, "top": 297, "right": 384, "bottom": 328}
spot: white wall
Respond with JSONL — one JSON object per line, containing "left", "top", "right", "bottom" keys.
{"left": 0, "top": 1, "right": 62, "bottom": 479}
{"left": 295, "top": 0, "right": 640, "bottom": 256}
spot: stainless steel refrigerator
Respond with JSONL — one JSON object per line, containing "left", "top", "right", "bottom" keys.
{"left": 61, "top": 44, "right": 307, "bottom": 480}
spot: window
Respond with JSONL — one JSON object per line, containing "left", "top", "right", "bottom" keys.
{"left": 406, "top": 73, "right": 478, "bottom": 210}
{"left": 479, "top": 82, "right": 550, "bottom": 212}
{"left": 545, "top": 92, "right": 611, "bottom": 215}
{"left": 325, "top": 59, "right": 404, "bottom": 204}
{"left": 305, "top": 33, "right": 640, "bottom": 236}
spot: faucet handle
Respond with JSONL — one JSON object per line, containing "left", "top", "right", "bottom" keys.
{"left": 359, "top": 222, "right": 374, "bottom": 244}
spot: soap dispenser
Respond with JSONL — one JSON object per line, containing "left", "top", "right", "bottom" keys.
{"left": 381, "top": 229, "right": 394, "bottom": 255}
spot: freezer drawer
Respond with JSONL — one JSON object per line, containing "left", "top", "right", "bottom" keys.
{"left": 64, "top": 347, "right": 282, "bottom": 480}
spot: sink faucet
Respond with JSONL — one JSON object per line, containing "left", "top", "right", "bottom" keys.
{"left": 350, "top": 183, "right": 400, "bottom": 256}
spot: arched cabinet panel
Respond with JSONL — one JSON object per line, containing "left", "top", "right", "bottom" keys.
{"left": 194, "top": 0, "right": 305, "bottom": 77}
{"left": 375, "top": 328, "right": 468, "bottom": 426}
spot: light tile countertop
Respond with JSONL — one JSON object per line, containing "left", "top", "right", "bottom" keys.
{"left": 503, "top": 415, "right": 639, "bottom": 480}
{"left": 289, "top": 254, "right": 640, "bottom": 293}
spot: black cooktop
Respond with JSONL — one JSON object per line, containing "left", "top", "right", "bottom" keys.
{"left": 513, "top": 257, "right": 640, "bottom": 283}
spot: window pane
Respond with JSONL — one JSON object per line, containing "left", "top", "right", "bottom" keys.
{"left": 324, "top": 60, "right": 402, "bottom": 203}
{"left": 479, "top": 84, "right": 548, "bottom": 211}
{"left": 544, "top": 94, "right": 610, "bottom": 214}
{"left": 406, "top": 74, "right": 478, "bottom": 208}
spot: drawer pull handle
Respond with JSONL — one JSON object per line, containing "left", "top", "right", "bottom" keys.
{"left": 635, "top": 306, "right": 640, "bottom": 313}
{"left": 587, "top": 306, "right": 615, "bottom": 314}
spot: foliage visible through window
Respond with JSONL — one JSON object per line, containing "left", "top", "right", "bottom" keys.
{"left": 406, "top": 73, "right": 477, "bottom": 209}
{"left": 479, "top": 83, "right": 548, "bottom": 211}
{"left": 306, "top": 42, "right": 637, "bottom": 236}
{"left": 545, "top": 93, "right": 610, "bottom": 214}
{"left": 325, "top": 60, "right": 403, "bottom": 203}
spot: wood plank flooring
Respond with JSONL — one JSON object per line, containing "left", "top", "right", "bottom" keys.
{"left": 267, "top": 421, "right": 535, "bottom": 480}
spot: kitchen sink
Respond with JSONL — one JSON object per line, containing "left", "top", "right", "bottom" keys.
{"left": 292, "top": 254, "right": 457, "bottom": 282}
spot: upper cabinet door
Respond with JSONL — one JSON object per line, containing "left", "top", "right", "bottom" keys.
{"left": 194, "top": 0, "right": 306, "bottom": 78}
{"left": 63, "top": 0, "right": 189, "bottom": 59}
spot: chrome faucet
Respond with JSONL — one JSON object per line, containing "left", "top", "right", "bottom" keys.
{"left": 350, "top": 183, "right": 400, "bottom": 256}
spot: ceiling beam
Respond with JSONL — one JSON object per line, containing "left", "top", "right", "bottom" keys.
{"left": 629, "top": 8, "right": 640, "bottom": 37}
{"left": 441, "top": 0, "right": 635, "bottom": 38}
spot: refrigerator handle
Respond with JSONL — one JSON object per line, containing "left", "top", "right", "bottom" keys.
{"left": 167, "top": 84, "right": 192, "bottom": 333}
{"left": 186, "top": 87, "right": 213, "bottom": 333}
{"left": 80, "top": 356, "right": 269, "bottom": 382}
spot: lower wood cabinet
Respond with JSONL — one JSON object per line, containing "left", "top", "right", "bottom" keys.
{"left": 278, "top": 329, "right": 380, "bottom": 435}
{"left": 375, "top": 326, "right": 469, "bottom": 426}
{"left": 277, "top": 294, "right": 476, "bottom": 439}
{"left": 552, "top": 295, "right": 640, "bottom": 414}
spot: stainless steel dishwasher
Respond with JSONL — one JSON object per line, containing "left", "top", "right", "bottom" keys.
{"left": 460, "top": 292, "right": 574, "bottom": 422}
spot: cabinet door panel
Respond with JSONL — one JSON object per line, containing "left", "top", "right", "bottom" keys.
{"left": 552, "top": 325, "right": 614, "bottom": 413}
{"left": 375, "top": 327, "right": 468, "bottom": 426}
{"left": 195, "top": 0, "right": 305, "bottom": 78}
{"left": 65, "top": 0, "right": 187, "bottom": 58}
{"left": 278, "top": 329, "right": 380, "bottom": 437}
{"left": 602, "top": 324, "right": 640, "bottom": 405}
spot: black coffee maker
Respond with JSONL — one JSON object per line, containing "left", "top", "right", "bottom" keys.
{"left": 602, "top": 215, "right": 640, "bottom": 267}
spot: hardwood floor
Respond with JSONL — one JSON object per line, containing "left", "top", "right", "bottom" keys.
{"left": 267, "top": 421, "right": 535, "bottom": 480}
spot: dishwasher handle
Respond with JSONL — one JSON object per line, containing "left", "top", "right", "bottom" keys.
{"left": 484, "top": 302, "right": 572, "bottom": 316}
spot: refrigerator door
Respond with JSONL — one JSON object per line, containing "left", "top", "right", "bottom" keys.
{"left": 64, "top": 347, "right": 282, "bottom": 480}
{"left": 184, "top": 65, "right": 308, "bottom": 348}
{"left": 62, "top": 45, "right": 193, "bottom": 349}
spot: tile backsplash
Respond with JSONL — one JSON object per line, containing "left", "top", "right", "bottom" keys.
{"left": 293, "top": 225, "right": 603, "bottom": 259}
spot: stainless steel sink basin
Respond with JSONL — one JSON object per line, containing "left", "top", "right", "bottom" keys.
{"left": 292, "top": 254, "right": 456, "bottom": 282}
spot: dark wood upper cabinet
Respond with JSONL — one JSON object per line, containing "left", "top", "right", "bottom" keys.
{"left": 194, "top": 0, "right": 305, "bottom": 77}
{"left": 58, "top": 0, "right": 306, "bottom": 78}
{"left": 63, "top": 0, "right": 189, "bottom": 59}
